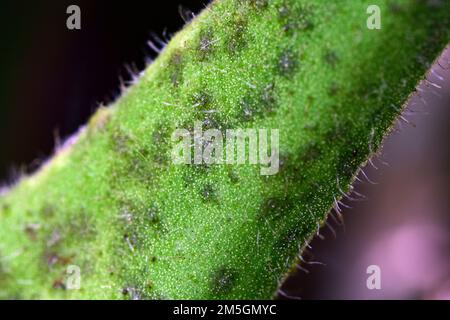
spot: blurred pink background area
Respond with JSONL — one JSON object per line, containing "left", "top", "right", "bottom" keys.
{"left": 282, "top": 47, "right": 450, "bottom": 300}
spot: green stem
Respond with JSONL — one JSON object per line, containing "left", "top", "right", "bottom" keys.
{"left": 0, "top": 0, "right": 449, "bottom": 299}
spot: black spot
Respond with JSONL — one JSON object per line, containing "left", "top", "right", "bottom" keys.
{"left": 202, "top": 113, "right": 226, "bottom": 131}
{"left": 191, "top": 90, "right": 214, "bottom": 115}
{"left": 261, "top": 83, "right": 276, "bottom": 113}
{"left": 121, "top": 286, "right": 144, "bottom": 300}
{"left": 198, "top": 29, "right": 216, "bottom": 60}
{"left": 210, "top": 267, "right": 236, "bottom": 296}
{"left": 227, "top": 16, "right": 248, "bottom": 54}
{"left": 200, "top": 184, "right": 217, "bottom": 202}
{"left": 238, "top": 82, "right": 277, "bottom": 122}
{"left": 278, "top": 50, "right": 298, "bottom": 76}
{"left": 121, "top": 201, "right": 166, "bottom": 246}
{"left": 189, "top": 91, "right": 229, "bottom": 131}
{"left": 227, "top": 168, "right": 240, "bottom": 184}
{"left": 147, "top": 203, "right": 160, "bottom": 224}
{"left": 278, "top": 3, "right": 315, "bottom": 33}
{"left": 182, "top": 170, "right": 195, "bottom": 187}
{"left": 193, "top": 91, "right": 211, "bottom": 109}
{"left": 239, "top": 96, "right": 259, "bottom": 122}
{"left": 112, "top": 128, "right": 132, "bottom": 155}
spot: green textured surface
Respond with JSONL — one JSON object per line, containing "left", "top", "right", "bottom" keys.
{"left": 0, "top": 0, "right": 449, "bottom": 299}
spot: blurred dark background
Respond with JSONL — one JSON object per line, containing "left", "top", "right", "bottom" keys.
{"left": 0, "top": 0, "right": 208, "bottom": 181}
{"left": 0, "top": 1, "right": 448, "bottom": 299}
